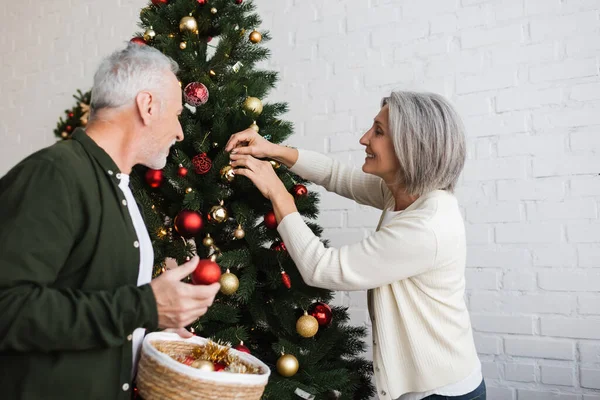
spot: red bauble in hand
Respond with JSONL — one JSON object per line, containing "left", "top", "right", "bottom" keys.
{"left": 174, "top": 210, "right": 203, "bottom": 237}
{"left": 184, "top": 82, "right": 209, "bottom": 106}
{"left": 130, "top": 37, "right": 146, "bottom": 45}
{"left": 264, "top": 210, "right": 277, "bottom": 229}
{"left": 309, "top": 302, "right": 333, "bottom": 326}
{"left": 192, "top": 153, "right": 212, "bottom": 174}
{"left": 145, "top": 169, "right": 164, "bottom": 188}
{"left": 192, "top": 258, "right": 222, "bottom": 285}
{"left": 270, "top": 241, "right": 286, "bottom": 252}
{"left": 292, "top": 184, "right": 308, "bottom": 197}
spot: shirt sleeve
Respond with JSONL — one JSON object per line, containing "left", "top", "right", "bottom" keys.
{"left": 277, "top": 212, "right": 438, "bottom": 291}
{"left": 290, "top": 149, "right": 389, "bottom": 210}
{"left": 0, "top": 159, "right": 158, "bottom": 352}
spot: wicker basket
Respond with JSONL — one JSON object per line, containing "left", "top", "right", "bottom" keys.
{"left": 137, "top": 332, "right": 271, "bottom": 400}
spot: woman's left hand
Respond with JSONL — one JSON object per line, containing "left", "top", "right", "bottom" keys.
{"left": 229, "top": 154, "right": 288, "bottom": 201}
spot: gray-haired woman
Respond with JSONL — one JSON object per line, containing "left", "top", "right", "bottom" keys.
{"left": 226, "top": 91, "right": 485, "bottom": 400}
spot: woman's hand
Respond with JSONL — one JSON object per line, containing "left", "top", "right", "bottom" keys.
{"left": 225, "top": 129, "right": 275, "bottom": 159}
{"left": 229, "top": 154, "right": 287, "bottom": 201}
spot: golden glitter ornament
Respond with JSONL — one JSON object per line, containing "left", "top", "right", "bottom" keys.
{"left": 179, "top": 15, "right": 198, "bottom": 33}
{"left": 143, "top": 28, "right": 156, "bottom": 41}
{"left": 61, "top": 132, "right": 68, "bottom": 139}
{"left": 209, "top": 70, "right": 217, "bottom": 78}
{"left": 180, "top": 41, "right": 187, "bottom": 50}
{"left": 202, "top": 234, "right": 214, "bottom": 247}
{"left": 220, "top": 165, "right": 235, "bottom": 183}
{"left": 233, "top": 224, "right": 245, "bottom": 239}
{"left": 249, "top": 121, "right": 259, "bottom": 132}
{"left": 276, "top": 353, "right": 299, "bottom": 377}
{"left": 249, "top": 30, "right": 262, "bottom": 44}
{"left": 208, "top": 201, "right": 228, "bottom": 224}
{"left": 219, "top": 269, "right": 239, "bottom": 295}
{"left": 243, "top": 96, "right": 263, "bottom": 115}
{"left": 210, "top": 7, "right": 217, "bottom": 14}
{"left": 296, "top": 311, "right": 319, "bottom": 338}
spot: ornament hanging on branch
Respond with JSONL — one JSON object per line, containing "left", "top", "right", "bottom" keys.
{"left": 243, "top": 97, "right": 263, "bottom": 115}
{"left": 177, "top": 164, "right": 189, "bottom": 177}
{"left": 296, "top": 311, "right": 319, "bottom": 338}
{"left": 219, "top": 269, "right": 239, "bottom": 295}
{"left": 276, "top": 353, "right": 299, "bottom": 377}
{"left": 271, "top": 240, "right": 286, "bottom": 252}
{"left": 235, "top": 0, "right": 243, "bottom": 4}
{"left": 179, "top": 42, "right": 187, "bottom": 50}
{"left": 249, "top": 121, "right": 259, "bottom": 132}
{"left": 210, "top": 7, "right": 218, "bottom": 14}
{"left": 197, "top": 0, "right": 207, "bottom": 4}
{"left": 208, "top": 201, "right": 228, "bottom": 224}
{"left": 220, "top": 165, "right": 235, "bottom": 182}
{"left": 192, "top": 256, "right": 222, "bottom": 285}
{"left": 234, "top": 342, "right": 250, "bottom": 354}
{"left": 184, "top": 82, "right": 209, "bottom": 106}
{"left": 192, "top": 153, "right": 212, "bottom": 174}
{"left": 202, "top": 234, "right": 214, "bottom": 247}
{"left": 233, "top": 224, "right": 245, "bottom": 239}
{"left": 179, "top": 15, "right": 198, "bottom": 34}
{"left": 249, "top": 30, "right": 262, "bottom": 44}
{"left": 281, "top": 270, "right": 291, "bottom": 289}
{"left": 151, "top": 0, "right": 168, "bottom": 5}
{"left": 264, "top": 210, "right": 277, "bottom": 229}
{"left": 308, "top": 302, "right": 333, "bottom": 327}
{"left": 174, "top": 210, "right": 204, "bottom": 237}
{"left": 143, "top": 28, "right": 156, "bottom": 41}
{"left": 292, "top": 184, "right": 308, "bottom": 197}
{"left": 145, "top": 169, "right": 164, "bottom": 188}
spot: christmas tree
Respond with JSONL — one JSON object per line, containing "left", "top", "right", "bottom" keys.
{"left": 54, "top": 0, "right": 374, "bottom": 398}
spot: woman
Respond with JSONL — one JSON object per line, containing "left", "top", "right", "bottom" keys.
{"left": 226, "top": 91, "right": 485, "bottom": 400}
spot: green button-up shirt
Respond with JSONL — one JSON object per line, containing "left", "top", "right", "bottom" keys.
{"left": 0, "top": 128, "right": 159, "bottom": 399}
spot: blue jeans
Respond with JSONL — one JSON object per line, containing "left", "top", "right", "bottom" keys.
{"left": 422, "top": 380, "right": 486, "bottom": 400}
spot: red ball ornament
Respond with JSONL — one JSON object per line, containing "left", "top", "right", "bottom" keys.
{"left": 309, "top": 302, "right": 333, "bottom": 326}
{"left": 270, "top": 241, "right": 286, "bottom": 252}
{"left": 207, "top": 36, "right": 213, "bottom": 43}
{"left": 292, "top": 184, "right": 308, "bottom": 197}
{"left": 197, "top": 0, "right": 207, "bottom": 4}
{"left": 184, "top": 82, "right": 209, "bottom": 106}
{"left": 192, "top": 153, "right": 212, "bottom": 174}
{"left": 145, "top": 169, "right": 164, "bottom": 188}
{"left": 130, "top": 37, "right": 146, "bottom": 45}
{"left": 68, "top": 112, "right": 74, "bottom": 118}
{"left": 281, "top": 271, "right": 291, "bottom": 289}
{"left": 192, "top": 258, "right": 222, "bottom": 285}
{"left": 174, "top": 210, "right": 204, "bottom": 237}
{"left": 235, "top": 0, "right": 243, "bottom": 3}
{"left": 214, "top": 362, "right": 226, "bottom": 372}
{"left": 264, "top": 210, "right": 277, "bottom": 229}
{"left": 234, "top": 343, "right": 251, "bottom": 354}
{"left": 177, "top": 165, "right": 189, "bottom": 177}
{"left": 151, "top": 0, "right": 168, "bottom": 4}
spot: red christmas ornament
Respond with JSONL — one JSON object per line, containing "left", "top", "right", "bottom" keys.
{"left": 184, "top": 82, "right": 209, "bottom": 106}
{"left": 270, "top": 241, "right": 287, "bottom": 252}
{"left": 174, "top": 210, "right": 204, "bottom": 237}
{"left": 66, "top": 125, "right": 73, "bottom": 132}
{"left": 264, "top": 210, "right": 277, "bottom": 229}
{"left": 151, "top": 0, "right": 168, "bottom": 4}
{"left": 68, "top": 112, "right": 74, "bottom": 118}
{"left": 234, "top": 342, "right": 251, "bottom": 354}
{"left": 192, "top": 153, "right": 212, "bottom": 174}
{"left": 309, "top": 302, "right": 333, "bottom": 326}
{"left": 183, "top": 356, "right": 195, "bottom": 366}
{"left": 281, "top": 271, "right": 291, "bottom": 289}
{"left": 145, "top": 169, "right": 164, "bottom": 188}
{"left": 214, "top": 362, "right": 226, "bottom": 372}
{"left": 197, "top": 0, "right": 207, "bottom": 4}
{"left": 292, "top": 184, "right": 308, "bottom": 197}
{"left": 207, "top": 36, "right": 213, "bottom": 43}
{"left": 177, "top": 165, "right": 189, "bottom": 177}
{"left": 235, "top": 0, "right": 243, "bottom": 3}
{"left": 130, "top": 37, "right": 146, "bottom": 45}
{"left": 192, "top": 258, "right": 222, "bottom": 285}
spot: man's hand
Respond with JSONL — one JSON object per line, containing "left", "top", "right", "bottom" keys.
{"left": 150, "top": 256, "right": 220, "bottom": 329}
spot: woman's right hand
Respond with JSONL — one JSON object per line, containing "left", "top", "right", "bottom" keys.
{"left": 225, "top": 129, "right": 276, "bottom": 158}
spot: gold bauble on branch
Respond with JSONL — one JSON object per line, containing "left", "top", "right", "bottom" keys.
{"left": 202, "top": 234, "right": 214, "bottom": 247}
{"left": 233, "top": 224, "right": 245, "bottom": 239}
{"left": 209, "top": 70, "right": 217, "bottom": 78}
{"left": 296, "top": 311, "right": 319, "bottom": 338}
{"left": 208, "top": 201, "right": 228, "bottom": 224}
{"left": 276, "top": 353, "right": 299, "bottom": 377}
{"left": 180, "top": 42, "right": 187, "bottom": 50}
{"left": 243, "top": 96, "right": 263, "bottom": 115}
{"left": 143, "top": 28, "right": 156, "bottom": 41}
{"left": 210, "top": 7, "right": 218, "bottom": 14}
{"left": 179, "top": 15, "right": 198, "bottom": 33}
{"left": 249, "top": 121, "right": 259, "bottom": 132}
{"left": 220, "top": 165, "right": 235, "bottom": 183}
{"left": 249, "top": 30, "right": 262, "bottom": 44}
{"left": 219, "top": 269, "right": 239, "bottom": 295}
{"left": 269, "top": 160, "right": 281, "bottom": 169}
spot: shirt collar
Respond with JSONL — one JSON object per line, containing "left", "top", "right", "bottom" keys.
{"left": 71, "top": 128, "right": 122, "bottom": 181}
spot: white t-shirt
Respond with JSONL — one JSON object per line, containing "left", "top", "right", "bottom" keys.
{"left": 117, "top": 173, "right": 154, "bottom": 378}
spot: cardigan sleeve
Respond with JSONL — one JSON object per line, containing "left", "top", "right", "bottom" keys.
{"left": 290, "top": 149, "right": 389, "bottom": 210}
{"left": 277, "top": 211, "right": 437, "bottom": 291}
{"left": 0, "top": 160, "right": 158, "bottom": 352}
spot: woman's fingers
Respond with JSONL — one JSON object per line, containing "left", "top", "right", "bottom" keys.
{"left": 225, "top": 129, "right": 256, "bottom": 152}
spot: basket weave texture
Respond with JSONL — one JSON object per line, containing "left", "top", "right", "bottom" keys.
{"left": 137, "top": 332, "right": 270, "bottom": 400}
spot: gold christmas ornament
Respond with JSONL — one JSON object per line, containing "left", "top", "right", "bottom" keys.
{"left": 209, "top": 70, "right": 217, "bottom": 78}
{"left": 208, "top": 201, "right": 228, "bottom": 224}
{"left": 296, "top": 311, "right": 319, "bottom": 338}
{"left": 243, "top": 96, "right": 263, "bottom": 115}
{"left": 212, "top": 142, "right": 219, "bottom": 148}
{"left": 61, "top": 132, "right": 68, "bottom": 139}
{"left": 179, "top": 15, "right": 198, "bottom": 33}
{"left": 219, "top": 269, "right": 239, "bottom": 295}
{"left": 185, "top": 187, "right": 193, "bottom": 193}
{"left": 249, "top": 30, "right": 262, "bottom": 44}
{"left": 79, "top": 102, "right": 90, "bottom": 126}
{"left": 210, "top": 7, "right": 217, "bottom": 14}
{"left": 193, "top": 360, "right": 215, "bottom": 372}
{"left": 143, "top": 28, "right": 156, "bottom": 41}
{"left": 202, "top": 234, "right": 214, "bottom": 247}
{"left": 276, "top": 353, "right": 299, "bottom": 377}
{"left": 249, "top": 121, "right": 259, "bottom": 132}
{"left": 180, "top": 41, "right": 187, "bottom": 50}
{"left": 269, "top": 160, "right": 281, "bottom": 169}
{"left": 220, "top": 165, "right": 235, "bottom": 183}
{"left": 233, "top": 224, "right": 245, "bottom": 239}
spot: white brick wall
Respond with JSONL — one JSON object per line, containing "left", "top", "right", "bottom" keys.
{"left": 2, "top": 0, "right": 600, "bottom": 398}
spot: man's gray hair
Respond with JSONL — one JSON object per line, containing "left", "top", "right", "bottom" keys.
{"left": 382, "top": 91, "right": 466, "bottom": 196}
{"left": 90, "top": 43, "right": 179, "bottom": 117}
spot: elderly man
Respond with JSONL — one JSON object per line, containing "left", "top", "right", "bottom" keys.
{"left": 0, "top": 43, "right": 219, "bottom": 399}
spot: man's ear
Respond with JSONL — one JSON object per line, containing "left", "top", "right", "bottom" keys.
{"left": 135, "top": 91, "right": 155, "bottom": 126}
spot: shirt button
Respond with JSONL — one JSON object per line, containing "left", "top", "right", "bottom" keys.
{"left": 122, "top": 200, "right": 127, "bottom": 206}
{"left": 122, "top": 383, "right": 130, "bottom": 391}
{"left": 134, "top": 241, "right": 140, "bottom": 248}
{"left": 127, "top": 334, "right": 133, "bottom": 341}
{"left": 107, "top": 170, "right": 114, "bottom": 175}
{"left": 116, "top": 173, "right": 121, "bottom": 179}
